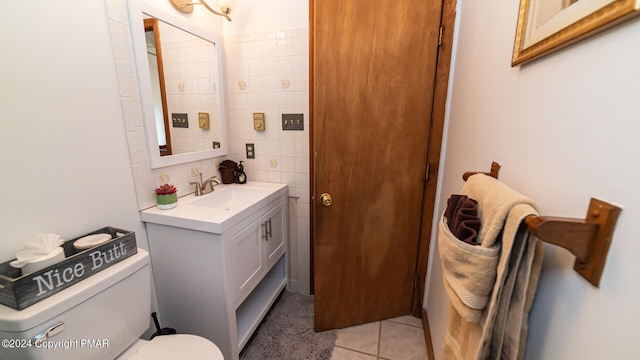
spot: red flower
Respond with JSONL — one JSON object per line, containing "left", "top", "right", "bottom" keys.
{"left": 155, "top": 184, "right": 177, "bottom": 195}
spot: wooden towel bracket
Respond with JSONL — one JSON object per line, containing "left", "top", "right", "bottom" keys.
{"left": 463, "top": 161, "right": 501, "bottom": 181}
{"left": 464, "top": 162, "right": 622, "bottom": 287}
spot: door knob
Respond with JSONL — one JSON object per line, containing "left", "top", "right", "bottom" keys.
{"left": 319, "top": 193, "right": 333, "bottom": 207}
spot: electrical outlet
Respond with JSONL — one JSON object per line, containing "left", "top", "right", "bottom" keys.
{"left": 246, "top": 143, "right": 255, "bottom": 159}
{"left": 172, "top": 113, "right": 188, "bottom": 128}
{"left": 282, "top": 113, "right": 304, "bottom": 130}
{"left": 189, "top": 166, "right": 200, "bottom": 181}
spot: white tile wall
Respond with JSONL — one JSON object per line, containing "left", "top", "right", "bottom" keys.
{"left": 162, "top": 31, "right": 222, "bottom": 154}
{"left": 224, "top": 29, "right": 310, "bottom": 292}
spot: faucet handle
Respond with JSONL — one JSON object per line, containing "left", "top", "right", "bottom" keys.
{"left": 204, "top": 175, "right": 221, "bottom": 184}
{"left": 190, "top": 181, "right": 203, "bottom": 196}
{"left": 203, "top": 176, "right": 221, "bottom": 192}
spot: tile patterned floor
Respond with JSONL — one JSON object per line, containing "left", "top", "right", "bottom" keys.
{"left": 329, "top": 315, "right": 428, "bottom": 360}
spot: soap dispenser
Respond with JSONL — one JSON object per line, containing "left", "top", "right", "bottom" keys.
{"left": 235, "top": 161, "right": 247, "bottom": 184}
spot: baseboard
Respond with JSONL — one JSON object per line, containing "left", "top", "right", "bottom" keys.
{"left": 422, "top": 308, "right": 435, "bottom": 360}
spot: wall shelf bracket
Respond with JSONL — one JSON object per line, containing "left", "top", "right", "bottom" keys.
{"left": 525, "top": 198, "right": 621, "bottom": 287}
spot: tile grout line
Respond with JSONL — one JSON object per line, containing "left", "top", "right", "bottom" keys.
{"left": 377, "top": 320, "right": 382, "bottom": 359}
{"left": 333, "top": 345, "right": 378, "bottom": 358}
{"left": 386, "top": 318, "right": 424, "bottom": 329}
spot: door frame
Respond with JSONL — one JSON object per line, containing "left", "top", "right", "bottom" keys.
{"left": 412, "top": 0, "right": 458, "bottom": 317}
{"left": 308, "top": 0, "right": 458, "bottom": 319}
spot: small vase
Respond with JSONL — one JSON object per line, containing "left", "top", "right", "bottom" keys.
{"left": 220, "top": 168, "right": 235, "bottom": 184}
{"left": 156, "top": 193, "right": 178, "bottom": 210}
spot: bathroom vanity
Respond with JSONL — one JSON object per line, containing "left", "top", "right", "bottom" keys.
{"left": 141, "top": 182, "right": 288, "bottom": 360}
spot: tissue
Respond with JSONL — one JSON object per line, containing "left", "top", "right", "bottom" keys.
{"left": 10, "top": 233, "right": 66, "bottom": 273}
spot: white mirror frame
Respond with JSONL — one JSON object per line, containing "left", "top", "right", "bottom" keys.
{"left": 128, "top": 0, "right": 228, "bottom": 169}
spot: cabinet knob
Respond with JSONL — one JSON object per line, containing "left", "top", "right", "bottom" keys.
{"left": 319, "top": 193, "right": 333, "bottom": 207}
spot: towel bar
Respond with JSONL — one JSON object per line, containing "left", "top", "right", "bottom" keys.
{"left": 463, "top": 162, "right": 622, "bottom": 287}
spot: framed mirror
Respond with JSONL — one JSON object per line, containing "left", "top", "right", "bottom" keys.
{"left": 129, "top": 0, "right": 228, "bottom": 168}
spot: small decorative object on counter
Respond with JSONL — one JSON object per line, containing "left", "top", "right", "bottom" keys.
{"left": 235, "top": 161, "right": 247, "bottom": 184}
{"left": 9, "top": 233, "right": 66, "bottom": 275}
{"left": 155, "top": 184, "right": 178, "bottom": 210}
{"left": 218, "top": 160, "right": 237, "bottom": 184}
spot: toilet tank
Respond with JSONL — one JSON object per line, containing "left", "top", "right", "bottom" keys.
{"left": 0, "top": 249, "right": 151, "bottom": 360}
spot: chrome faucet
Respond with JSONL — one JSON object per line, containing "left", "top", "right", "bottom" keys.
{"left": 190, "top": 173, "right": 221, "bottom": 196}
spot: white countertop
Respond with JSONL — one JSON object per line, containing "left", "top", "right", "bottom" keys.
{"left": 140, "top": 182, "right": 288, "bottom": 234}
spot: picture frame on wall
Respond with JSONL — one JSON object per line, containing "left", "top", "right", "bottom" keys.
{"left": 512, "top": 0, "right": 640, "bottom": 66}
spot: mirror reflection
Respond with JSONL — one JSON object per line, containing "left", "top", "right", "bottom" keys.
{"left": 143, "top": 15, "right": 222, "bottom": 157}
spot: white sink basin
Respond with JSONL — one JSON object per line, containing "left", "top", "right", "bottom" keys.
{"left": 189, "top": 185, "right": 270, "bottom": 210}
{"left": 140, "top": 181, "right": 288, "bottom": 234}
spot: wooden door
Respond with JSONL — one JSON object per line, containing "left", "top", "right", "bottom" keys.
{"left": 312, "top": 0, "right": 444, "bottom": 331}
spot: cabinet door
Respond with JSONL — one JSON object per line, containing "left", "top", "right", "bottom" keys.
{"left": 230, "top": 217, "right": 264, "bottom": 305}
{"left": 264, "top": 200, "right": 287, "bottom": 269}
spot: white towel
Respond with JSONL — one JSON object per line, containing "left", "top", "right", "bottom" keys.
{"left": 440, "top": 174, "right": 544, "bottom": 359}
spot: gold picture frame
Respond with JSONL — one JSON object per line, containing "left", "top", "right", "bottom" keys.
{"left": 512, "top": 0, "right": 640, "bottom": 66}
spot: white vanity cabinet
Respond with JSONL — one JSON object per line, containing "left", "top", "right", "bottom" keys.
{"left": 231, "top": 200, "right": 286, "bottom": 307}
{"left": 142, "top": 184, "right": 288, "bottom": 360}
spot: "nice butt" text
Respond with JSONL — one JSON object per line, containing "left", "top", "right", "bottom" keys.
{"left": 33, "top": 242, "right": 128, "bottom": 297}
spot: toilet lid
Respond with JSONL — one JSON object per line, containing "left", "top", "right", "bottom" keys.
{"left": 127, "top": 334, "right": 224, "bottom": 360}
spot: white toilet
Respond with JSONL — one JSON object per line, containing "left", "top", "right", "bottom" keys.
{"left": 0, "top": 249, "right": 223, "bottom": 360}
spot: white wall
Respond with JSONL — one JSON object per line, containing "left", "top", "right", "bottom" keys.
{"left": 0, "top": 2, "right": 148, "bottom": 261}
{"left": 425, "top": 1, "right": 640, "bottom": 359}
{"left": 223, "top": 0, "right": 309, "bottom": 35}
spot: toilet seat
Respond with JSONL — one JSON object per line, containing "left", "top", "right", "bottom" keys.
{"left": 120, "top": 334, "right": 224, "bottom": 360}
